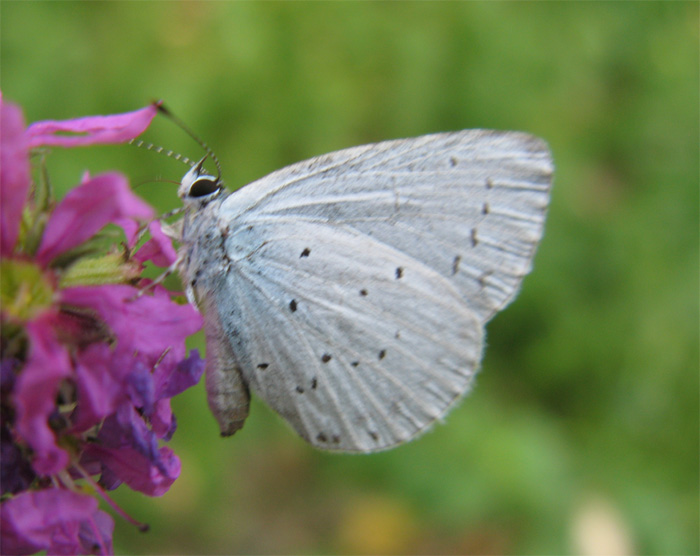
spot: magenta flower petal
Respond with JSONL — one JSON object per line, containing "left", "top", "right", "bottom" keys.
{"left": 60, "top": 285, "right": 203, "bottom": 360}
{"left": 0, "top": 488, "right": 100, "bottom": 556}
{"left": 86, "top": 444, "right": 181, "bottom": 496}
{"left": 0, "top": 96, "right": 31, "bottom": 256}
{"left": 114, "top": 217, "right": 141, "bottom": 249}
{"left": 25, "top": 104, "right": 158, "bottom": 149}
{"left": 72, "top": 171, "right": 149, "bottom": 249}
{"left": 36, "top": 172, "right": 153, "bottom": 264}
{"left": 134, "top": 220, "right": 178, "bottom": 267}
{"left": 13, "top": 313, "right": 72, "bottom": 475}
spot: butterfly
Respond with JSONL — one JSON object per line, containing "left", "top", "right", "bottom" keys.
{"left": 173, "top": 129, "right": 552, "bottom": 453}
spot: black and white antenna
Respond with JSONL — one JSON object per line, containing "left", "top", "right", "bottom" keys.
{"left": 128, "top": 138, "right": 197, "bottom": 168}
{"left": 129, "top": 102, "right": 223, "bottom": 181}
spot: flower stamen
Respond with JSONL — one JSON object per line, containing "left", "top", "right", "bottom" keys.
{"left": 74, "top": 462, "right": 150, "bottom": 533}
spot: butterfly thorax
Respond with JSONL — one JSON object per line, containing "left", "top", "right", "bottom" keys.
{"left": 178, "top": 193, "right": 232, "bottom": 307}
{"left": 176, "top": 155, "right": 235, "bottom": 306}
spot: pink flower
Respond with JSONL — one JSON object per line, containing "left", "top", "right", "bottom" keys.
{"left": 0, "top": 97, "right": 157, "bottom": 257}
{"left": 1, "top": 94, "right": 204, "bottom": 555}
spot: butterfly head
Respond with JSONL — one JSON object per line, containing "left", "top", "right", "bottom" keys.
{"left": 178, "top": 156, "right": 224, "bottom": 205}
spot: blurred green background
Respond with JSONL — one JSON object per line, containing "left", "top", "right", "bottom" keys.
{"left": 2, "top": 2, "right": 698, "bottom": 554}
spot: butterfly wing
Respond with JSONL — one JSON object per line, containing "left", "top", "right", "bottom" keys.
{"left": 208, "top": 218, "right": 484, "bottom": 452}
{"left": 210, "top": 130, "right": 552, "bottom": 452}
{"left": 223, "top": 130, "right": 552, "bottom": 322}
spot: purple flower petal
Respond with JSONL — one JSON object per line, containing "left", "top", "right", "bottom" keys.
{"left": 13, "top": 313, "right": 72, "bottom": 475}
{"left": 78, "top": 509, "right": 114, "bottom": 555}
{"left": 0, "top": 488, "right": 100, "bottom": 556}
{"left": 99, "top": 404, "right": 158, "bottom": 463}
{"left": 25, "top": 104, "right": 158, "bottom": 149}
{"left": 0, "top": 96, "right": 31, "bottom": 256}
{"left": 70, "top": 344, "right": 133, "bottom": 433}
{"left": 1, "top": 357, "right": 19, "bottom": 397}
{"left": 134, "top": 220, "right": 178, "bottom": 268}
{"left": 36, "top": 172, "right": 154, "bottom": 265}
{"left": 60, "top": 285, "right": 203, "bottom": 361}
{"left": 1, "top": 424, "right": 36, "bottom": 496}
{"left": 45, "top": 521, "right": 84, "bottom": 555}
{"left": 98, "top": 464, "right": 122, "bottom": 492}
{"left": 150, "top": 399, "right": 176, "bottom": 440}
{"left": 96, "top": 402, "right": 182, "bottom": 487}
{"left": 85, "top": 444, "right": 181, "bottom": 497}
{"left": 154, "top": 349, "right": 205, "bottom": 400}
{"left": 94, "top": 406, "right": 130, "bottom": 450}
{"left": 126, "top": 363, "right": 156, "bottom": 416}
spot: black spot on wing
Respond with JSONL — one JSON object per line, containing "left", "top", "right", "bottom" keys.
{"left": 321, "top": 353, "right": 332, "bottom": 363}
{"left": 311, "top": 377, "right": 318, "bottom": 390}
{"left": 257, "top": 363, "right": 269, "bottom": 370}
{"left": 360, "top": 289, "right": 368, "bottom": 297}
{"left": 452, "top": 255, "right": 461, "bottom": 275}
{"left": 395, "top": 267, "right": 404, "bottom": 279}
{"left": 289, "top": 299, "right": 297, "bottom": 312}
{"left": 478, "top": 270, "right": 493, "bottom": 288}
{"left": 300, "top": 247, "right": 311, "bottom": 258}
{"left": 378, "top": 349, "right": 386, "bottom": 360}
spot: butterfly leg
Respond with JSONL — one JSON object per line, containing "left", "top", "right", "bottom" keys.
{"left": 128, "top": 260, "right": 179, "bottom": 301}
{"left": 128, "top": 212, "right": 186, "bottom": 301}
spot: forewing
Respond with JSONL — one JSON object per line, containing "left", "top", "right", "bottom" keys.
{"left": 223, "top": 130, "right": 553, "bottom": 323}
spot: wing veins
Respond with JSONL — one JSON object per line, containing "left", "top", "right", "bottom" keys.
{"left": 235, "top": 267, "right": 369, "bottom": 448}
{"left": 257, "top": 254, "right": 472, "bottom": 360}
{"left": 235, "top": 274, "right": 320, "bottom": 440}
{"left": 252, "top": 254, "right": 474, "bottom": 389}
{"left": 237, "top": 261, "right": 456, "bottom": 426}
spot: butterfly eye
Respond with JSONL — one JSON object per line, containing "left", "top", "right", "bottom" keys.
{"left": 189, "top": 177, "right": 220, "bottom": 198}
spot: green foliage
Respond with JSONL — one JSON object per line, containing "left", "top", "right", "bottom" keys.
{"left": 2, "top": 2, "right": 697, "bottom": 554}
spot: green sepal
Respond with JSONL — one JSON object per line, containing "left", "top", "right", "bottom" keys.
{"left": 59, "top": 252, "right": 142, "bottom": 288}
